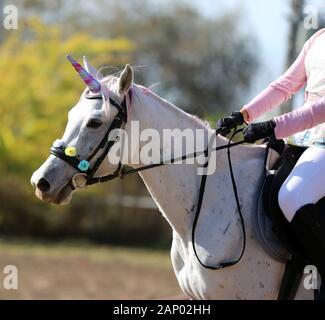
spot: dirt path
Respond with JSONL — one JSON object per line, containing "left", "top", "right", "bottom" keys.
{"left": 0, "top": 241, "right": 184, "bottom": 300}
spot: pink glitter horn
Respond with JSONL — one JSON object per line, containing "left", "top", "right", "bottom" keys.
{"left": 66, "top": 54, "right": 101, "bottom": 93}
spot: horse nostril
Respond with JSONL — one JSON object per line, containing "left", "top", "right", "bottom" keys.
{"left": 36, "top": 178, "right": 51, "bottom": 193}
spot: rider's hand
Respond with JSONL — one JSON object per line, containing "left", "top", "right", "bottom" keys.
{"left": 216, "top": 111, "right": 245, "bottom": 137}
{"left": 243, "top": 120, "right": 276, "bottom": 143}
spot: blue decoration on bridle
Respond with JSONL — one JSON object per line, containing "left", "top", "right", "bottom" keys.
{"left": 78, "top": 160, "right": 90, "bottom": 172}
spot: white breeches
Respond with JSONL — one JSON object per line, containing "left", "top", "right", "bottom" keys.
{"left": 278, "top": 145, "right": 325, "bottom": 222}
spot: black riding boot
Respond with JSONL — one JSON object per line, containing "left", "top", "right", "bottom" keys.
{"left": 290, "top": 204, "right": 325, "bottom": 299}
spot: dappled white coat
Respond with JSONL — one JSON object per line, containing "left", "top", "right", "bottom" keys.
{"left": 109, "top": 82, "right": 313, "bottom": 300}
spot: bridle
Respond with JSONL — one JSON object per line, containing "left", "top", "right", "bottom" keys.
{"left": 50, "top": 91, "right": 129, "bottom": 187}
{"left": 49, "top": 88, "right": 247, "bottom": 271}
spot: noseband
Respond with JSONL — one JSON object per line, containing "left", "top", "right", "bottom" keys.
{"left": 50, "top": 91, "right": 129, "bottom": 188}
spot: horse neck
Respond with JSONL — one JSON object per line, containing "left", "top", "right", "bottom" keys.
{"left": 127, "top": 85, "right": 208, "bottom": 136}
{"left": 124, "top": 85, "right": 236, "bottom": 237}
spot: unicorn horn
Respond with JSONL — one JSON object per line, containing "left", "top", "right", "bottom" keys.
{"left": 66, "top": 54, "right": 101, "bottom": 93}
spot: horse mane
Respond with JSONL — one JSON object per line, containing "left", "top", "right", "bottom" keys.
{"left": 132, "top": 83, "right": 212, "bottom": 130}
{"left": 99, "top": 71, "right": 212, "bottom": 131}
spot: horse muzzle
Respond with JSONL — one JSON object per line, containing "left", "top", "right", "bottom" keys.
{"left": 31, "top": 171, "right": 74, "bottom": 205}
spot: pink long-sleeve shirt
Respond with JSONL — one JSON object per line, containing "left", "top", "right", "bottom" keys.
{"left": 242, "top": 28, "right": 325, "bottom": 141}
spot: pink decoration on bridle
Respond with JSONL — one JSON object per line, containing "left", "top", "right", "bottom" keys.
{"left": 66, "top": 54, "right": 101, "bottom": 94}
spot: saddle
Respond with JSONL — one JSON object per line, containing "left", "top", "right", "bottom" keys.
{"left": 256, "top": 136, "right": 325, "bottom": 299}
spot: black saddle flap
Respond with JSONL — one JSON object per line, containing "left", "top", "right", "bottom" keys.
{"left": 265, "top": 144, "right": 307, "bottom": 259}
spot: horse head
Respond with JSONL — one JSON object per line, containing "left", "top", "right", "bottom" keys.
{"left": 31, "top": 55, "right": 133, "bottom": 205}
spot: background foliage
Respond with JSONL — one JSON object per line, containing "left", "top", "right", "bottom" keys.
{"left": 0, "top": 0, "right": 258, "bottom": 247}
{"left": 0, "top": 18, "right": 134, "bottom": 176}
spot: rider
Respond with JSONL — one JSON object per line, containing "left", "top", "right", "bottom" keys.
{"left": 217, "top": 28, "right": 325, "bottom": 290}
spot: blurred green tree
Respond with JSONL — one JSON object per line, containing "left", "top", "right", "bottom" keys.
{"left": 0, "top": 18, "right": 134, "bottom": 178}
{"left": 10, "top": 0, "right": 258, "bottom": 118}
{"left": 0, "top": 17, "right": 172, "bottom": 247}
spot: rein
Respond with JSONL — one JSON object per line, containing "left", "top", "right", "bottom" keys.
{"left": 50, "top": 92, "right": 247, "bottom": 270}
{"left": 192, "top": 129, "right": 247, "bottom": 270}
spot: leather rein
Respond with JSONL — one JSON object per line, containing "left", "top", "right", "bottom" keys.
{"left": 50, "top": 91, "right": 247, "bottom": 270}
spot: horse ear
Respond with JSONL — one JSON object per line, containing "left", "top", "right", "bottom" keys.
{"left": 83, "top": 56, "right": 103, "bottom": 80}
{"left": 118, "top": 64, "right": 133, "bottom": 94}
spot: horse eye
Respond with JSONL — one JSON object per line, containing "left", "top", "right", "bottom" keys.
{"left": 87, "top": 118, "right": 102, "bottom": 128}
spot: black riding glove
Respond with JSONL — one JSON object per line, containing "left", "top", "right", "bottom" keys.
{"left": 243, "top": 120, "right": 276, "bottom": 143}
{"left": 216, "top": 111, "right": 245, "bottom": 136}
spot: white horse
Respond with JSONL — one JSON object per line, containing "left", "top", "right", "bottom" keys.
{"left": 31, "top": 59, "right": 312, "bottom": 300}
